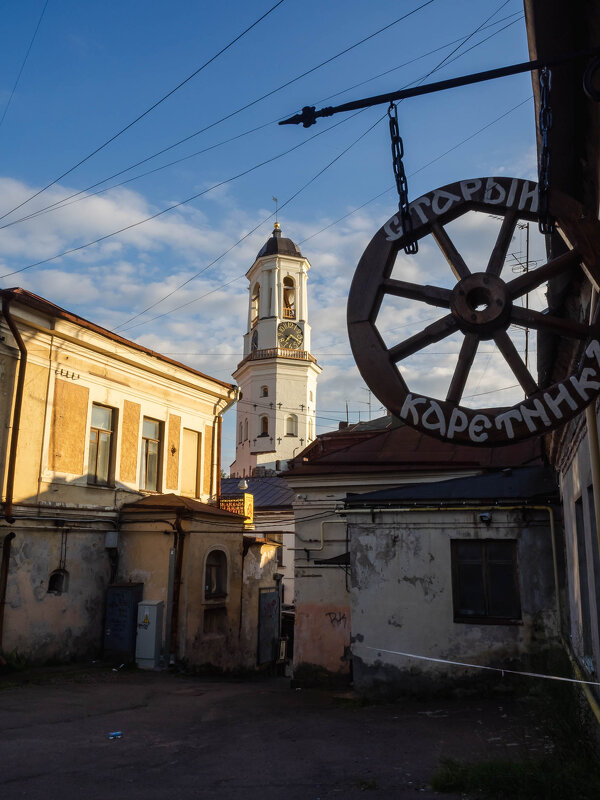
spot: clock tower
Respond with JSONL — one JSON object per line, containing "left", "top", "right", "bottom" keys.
{"left": 230, "top": 223, "right": 321, "bottom": 477}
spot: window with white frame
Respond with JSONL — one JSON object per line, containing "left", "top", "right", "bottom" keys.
{"left": 88, "top": 404, "right": 114, "bottom": 485}
{"left": 141, "top": 417, "right": 161, "bottom": 491}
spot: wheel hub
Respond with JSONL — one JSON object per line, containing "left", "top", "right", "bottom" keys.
{"left": 450, "top": 272, "right": 511, "bottom": 338}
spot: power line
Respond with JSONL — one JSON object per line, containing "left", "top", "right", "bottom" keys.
{"left": 114, "top": 14, "right": 525, "bottom": 332}
{"left": 113, "top": 94, "right": 531, "bottom": 335}
{"left": 298, "top": 95, "right": 530, "bottom": 248}
{"left": 0, "top": 0, "right": 287, "bottom": 222}
{"left": 0, "top": 0, "right": 50, "bottom": 131}
{"left": 0, "top": 109, "right": 366, "bottom": 283}
{"left": 115, "top": 109, "right": 382, "bottom": 332}
{"left": 0, "top": 0, "right": 436, "bottom": 229}
{"left": 0, "top": 12, "right": 520, "bottom": 234}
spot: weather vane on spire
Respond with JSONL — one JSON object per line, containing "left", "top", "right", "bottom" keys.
{"left": 273, "top": 196, "right": 279, "bottom": 225}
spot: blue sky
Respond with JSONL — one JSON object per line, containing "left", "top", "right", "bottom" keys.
{"left": 0, "top": 1, "right": 547, "bottom": 468}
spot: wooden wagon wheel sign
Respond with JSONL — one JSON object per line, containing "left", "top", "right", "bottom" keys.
{"left": 347, "top": 177, "right": 600, "bottom": 445}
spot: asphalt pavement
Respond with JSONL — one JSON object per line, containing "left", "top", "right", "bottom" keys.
{"left": 0, "top": 667, "right": 549, "bottom": 799}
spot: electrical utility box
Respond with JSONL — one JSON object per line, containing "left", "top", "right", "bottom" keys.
{"left": 104, "top": 583, "right": 144, "bottom": 663}
{"left": 135, "top": 600, "right": 164, "bottom": 669}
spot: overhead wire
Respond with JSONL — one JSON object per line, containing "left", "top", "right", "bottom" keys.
{"left": 0, "top": 108, "right": 368, "bottom": 283}
{"left": 0, "top": 0, "right": 50, "bottom": 132}
{"left": 0, "top": 0, "right": 436, "bottom": 226}
{"left": 114, "top": 92, "right": 531, "bottom": 334}
{"left": 0, "top": 11, "right": 521, "bottom": 232}
{"left": 0, "top": 0, "right": 287, "bottom": 222}
{"left": 114, "top": 15, "right": 531, "bottom": 332}
{"left": 115, "top": 108, "right": 384, "bottom": 332}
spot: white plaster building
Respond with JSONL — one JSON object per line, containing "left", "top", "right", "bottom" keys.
{"left": 230, "top": 224, "right": 321, "bottom": 478}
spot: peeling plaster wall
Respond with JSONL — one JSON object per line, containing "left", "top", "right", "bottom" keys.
{"left": 239, "top": 541, "right": 280, "bottom": 666}
{"left": 3, "top": 528, "right": 111, "bottom": 662}
{"left": 347, "top": 509, "right": 558, "bottom": 696}
{"left": 292, "top": 503, "right": 351, "bottom": 677}
{"left": 556, "top": 419, "right": 600, "bottom": 674}
{"left": 0, "top": 300, "right": 235, "bottom": 663}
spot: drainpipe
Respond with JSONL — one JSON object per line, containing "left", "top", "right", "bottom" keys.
{"left": 215, "top": 389, "right": 238, "bottom": 498}
{"left": 216, "top": 415, "right": 222, "bottom": 502}
{"left": 2, "top": 297, "right": 28, "bottom": 524}
{"left": 0, "top": 531, "right": 16, "bottom": 659}
{"left": 169, "top": 514, "right": 186, "bottom": 663}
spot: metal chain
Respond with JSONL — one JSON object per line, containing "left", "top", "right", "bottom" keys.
{"left": 538, "top": 67, "right": 555, "bottom": 234}
{"left": 388, "top": 102, "right": 418, "bottom": 254}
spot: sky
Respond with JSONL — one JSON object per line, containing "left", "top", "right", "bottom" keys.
{"left": 0, "top": 0, "right": 549, "bottom": 470}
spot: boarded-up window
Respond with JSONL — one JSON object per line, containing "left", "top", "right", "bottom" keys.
{"left": 49, "top": 379, "right": 89, "bottom": 474}
{"left": 166, "top": 414, "right": 181, "bottom": 490}
{"left": 120, "top": 400, "right": 140, "bottom": 483}
{"left": 451, "top": 539, "right": 521, "bottom": 623}
{"left": 181, "top": 428, "right": 201, "bottom": 498}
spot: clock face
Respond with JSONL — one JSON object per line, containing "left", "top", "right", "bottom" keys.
{"left": 277, "top": 321, "right": 303, "bottom": 350}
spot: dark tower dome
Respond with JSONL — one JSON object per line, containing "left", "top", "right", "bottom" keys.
{"left": 256, "top": 223, "right": 303, "bottom": 259}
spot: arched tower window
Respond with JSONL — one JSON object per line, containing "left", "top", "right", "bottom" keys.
{"left": 308, "top": 417, "right": 314, "bottom": 441}
{"left": 261, "top": 385, "right": 268, "bottom": 397}
{"left": 238, "top": 422, "right": 243, "bottom": 443}
{"left": 283, "top": 277, "right": 295, "bottom": 319}
{"left": 251, "top": 283, "right": 260, "bottom": 327}
{"left": 251, "top": 329, "right": 258, "bottom": 351}
{"left": 205, "top": 549, "right": 227, "bottom": 599}
{"left": 286, "top": 414, "right": 298, "bottom": 436}
{"left": 260, "top": 416, "right": 269, "bottom": 436}
{"left": 243, "top": 418, "right": 249, "bottom": 440}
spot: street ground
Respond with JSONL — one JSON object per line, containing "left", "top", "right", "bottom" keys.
{"left": 0, "top": 666, "right": 552, "bottom": 800}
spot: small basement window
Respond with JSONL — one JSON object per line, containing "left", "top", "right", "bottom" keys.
{"left": 47, "top": 569, "right": 69, "bottom": 595}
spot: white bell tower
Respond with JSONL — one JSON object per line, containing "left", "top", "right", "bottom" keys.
{"left": 230, "top": 224, "right": 321, "bottom": 478}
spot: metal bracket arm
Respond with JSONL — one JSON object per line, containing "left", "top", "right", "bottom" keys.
{"left": 280, "top": 46, "right": 600, "bottom": 128}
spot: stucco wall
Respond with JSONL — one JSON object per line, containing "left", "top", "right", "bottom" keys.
{"left": 0, "top": 298, "right": 235, "bottom": 664}
{"left": 556, "top": 416, "right": 600, "bottom": 674}
{"left": 3, "top": 527, "right": 112, "bottom": 662}
{"left": 347, "top": 508, "right": 559, "bottom": 696}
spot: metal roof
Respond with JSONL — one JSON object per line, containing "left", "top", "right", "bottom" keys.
{"left": 120, "top": 493, "right": 244, "bottom": 519}
{"left": 221, "top": 476, "right": 294, "bottom": 509}
{"left": 284, "top": 415, "right": 544, "bottom": 476}
{"left": 255, "top": 225, "right": 303, "bottom": 260}
{"left": 345, "top": 465, "right": 558, "bottom": 506}
{"left": 1, "top": 288, "right": 235, "bottom": 392}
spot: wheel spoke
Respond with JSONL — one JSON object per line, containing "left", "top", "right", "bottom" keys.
{"left": 508, "top": 249, "right": 580, "bottom": 299}
{"left": 494, "top": 330, "right": 538, "bottom": 396}
{"left": 486, "top": 209, "right": 518, "bottom": 276}
{"left": 388, "top": 314, "right": 458, "bottom": 363}
{"left": 446, "top": 334, "right": 479, "bottom": 404}
{"left": 431, "top": 221, "right": 471, "bottom": 279}
{"left": 511, "top": 306, "right": 590, "bottom": 339}
{"left": 384, "top": 278, "right": 452, "bottom": 308}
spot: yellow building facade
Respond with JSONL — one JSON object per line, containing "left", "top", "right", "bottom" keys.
{"left": 0, "top": 288, "right": 280, "bottom": 667}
